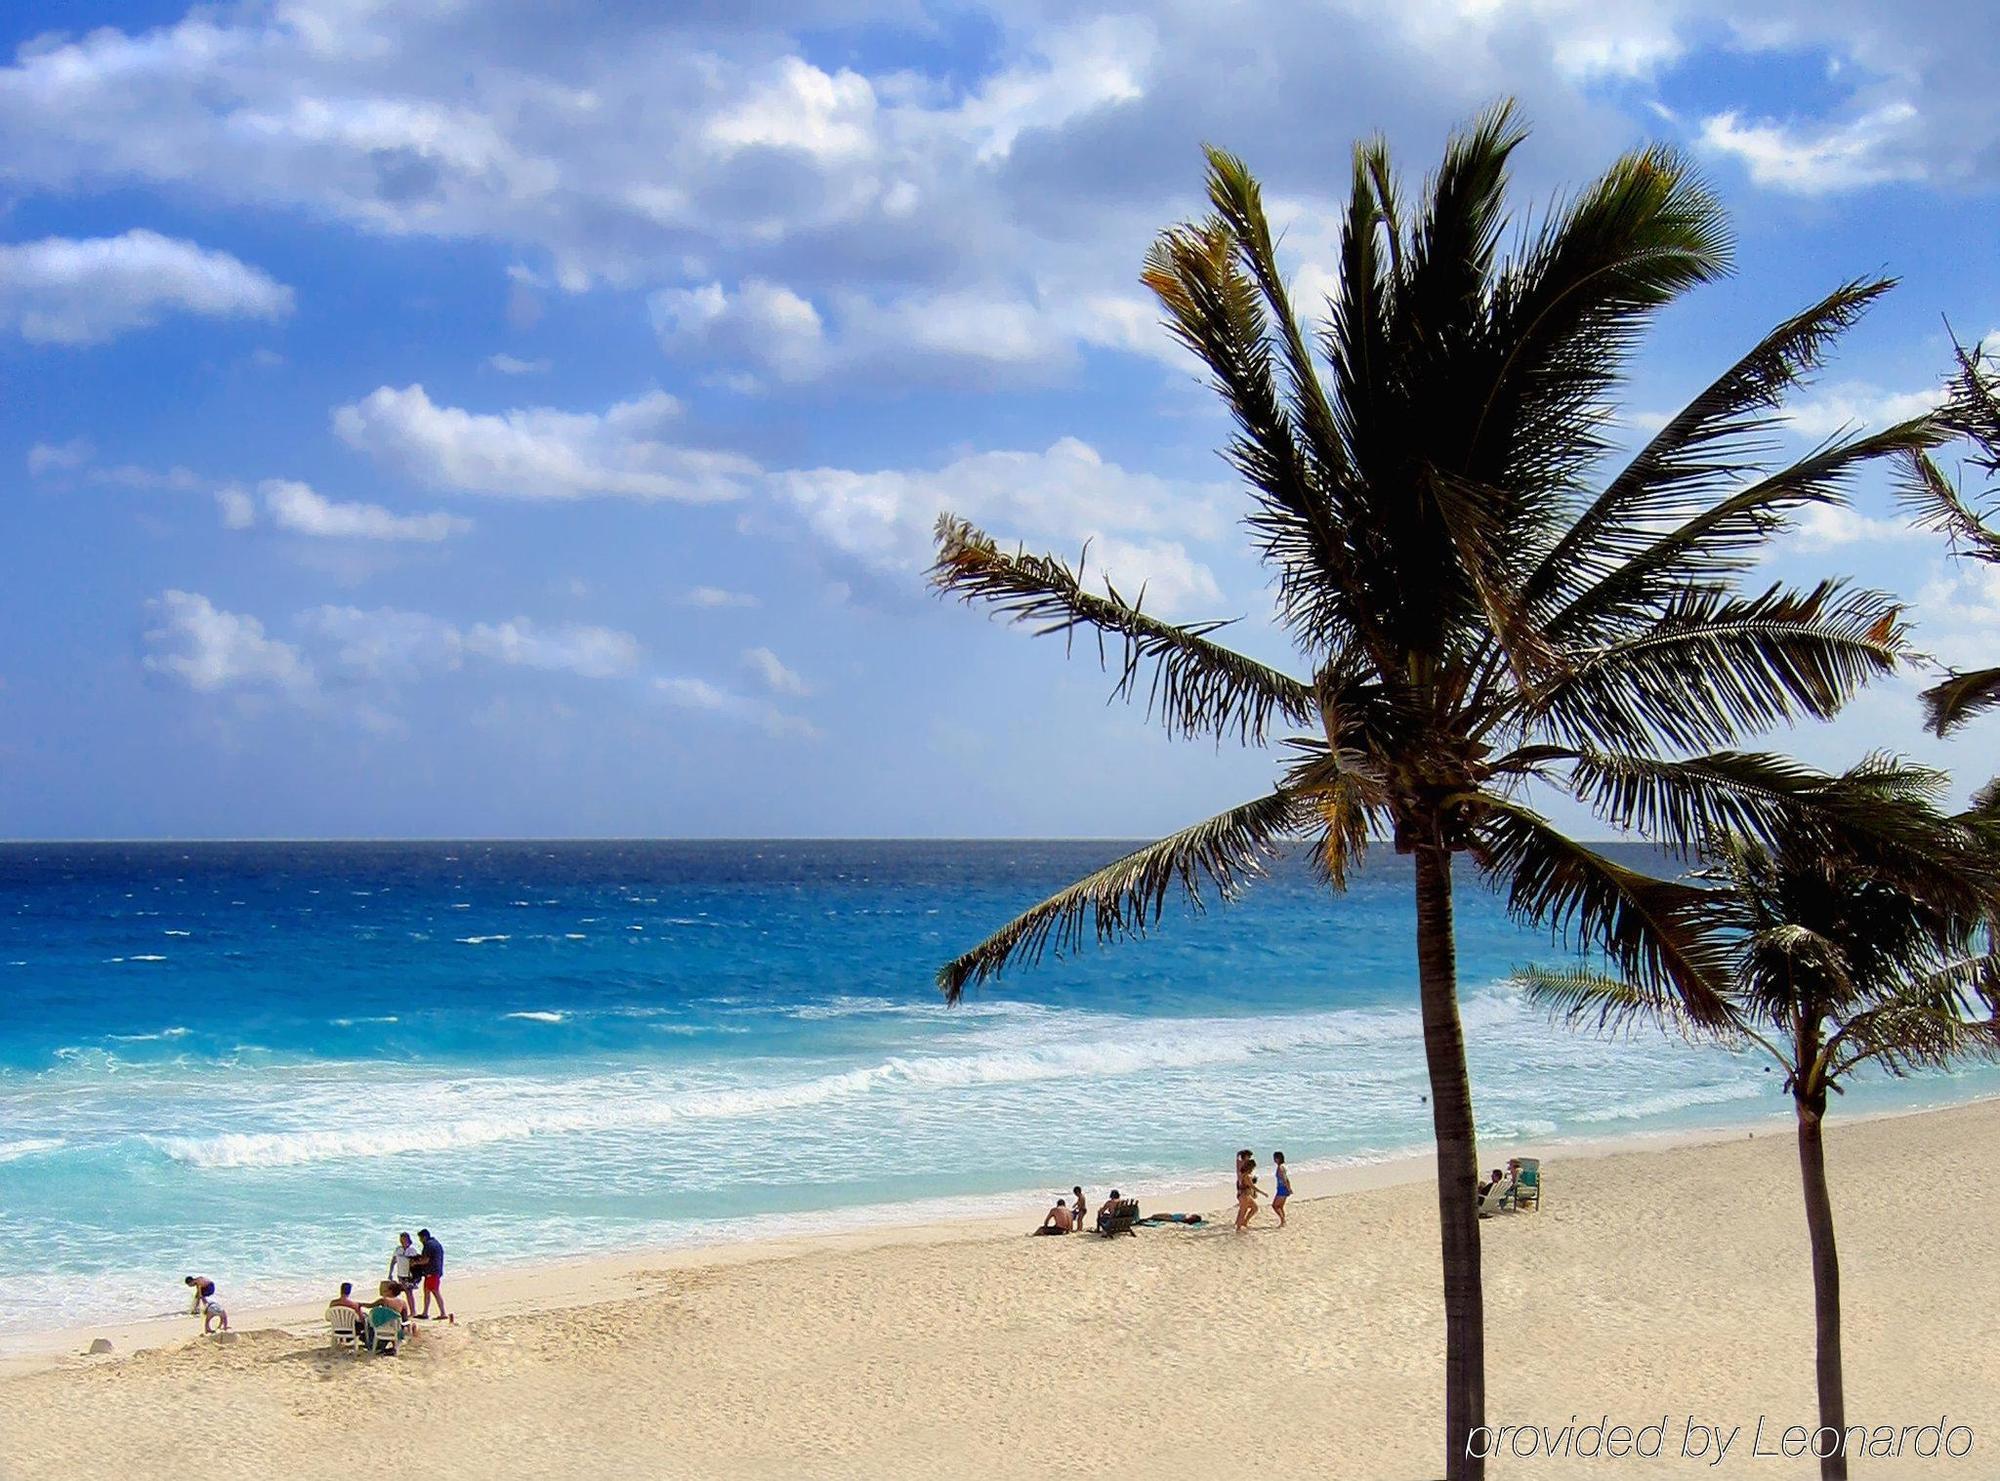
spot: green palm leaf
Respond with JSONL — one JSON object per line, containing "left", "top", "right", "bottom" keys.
{"left": 936, "top": 790, "right": 1307, "bottom": 1001}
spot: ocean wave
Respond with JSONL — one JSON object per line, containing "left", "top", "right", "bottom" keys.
{"left": 0, "top": 1137, "right": 65, "bottom": 1163}
{"left": 163, "top": 930, "right": 192, "bottom": 937}
{"left": 504, "top": 1010, "right": 566, "bottom": 1023}
{"left": 1569, "top": 1079, "right": 1766, "bottom": 1124}
{"left": 106, "top": 1027, "right": 192, "bottom": 1043}
{"left": 455, "top": 934, "right": 511, "bottom": 945}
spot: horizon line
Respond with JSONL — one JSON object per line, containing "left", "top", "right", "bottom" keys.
{"left": 0, "top": 833, "right": 1640, "bottom": 846}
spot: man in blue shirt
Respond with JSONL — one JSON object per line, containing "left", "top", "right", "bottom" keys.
{"left": 416, "top": 1228, "right": 448, "bottom": 1320}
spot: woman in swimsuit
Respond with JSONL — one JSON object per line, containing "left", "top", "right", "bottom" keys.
{"left": 1271, "top": 1151, "right": 1292, "bottom": 1227}
{"left": 1235, "top": 1154, "right": 1261, "bottom": 1232}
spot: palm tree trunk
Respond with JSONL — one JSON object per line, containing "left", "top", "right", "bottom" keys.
{"left": 1414, "top": 843, "right": 1485, "bottom": 1481}
{"left": 1795, "top": 1098, "right": 1847, "bottom": 1481}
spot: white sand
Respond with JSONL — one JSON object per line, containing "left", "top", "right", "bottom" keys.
{"left": 2, "top": 1099, "right": 1995, "bottom": 1479}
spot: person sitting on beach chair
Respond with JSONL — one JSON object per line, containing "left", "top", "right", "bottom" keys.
{"left": 1096, "top": 1193, "right": 1139, "bottom": 1237}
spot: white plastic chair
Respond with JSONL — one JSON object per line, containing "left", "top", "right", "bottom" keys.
{"left": 365, "top": 1307, "right": 408, "bottom": 1356}
{"left": 327, "top": 1305, "right": 361, "bottom": 1350}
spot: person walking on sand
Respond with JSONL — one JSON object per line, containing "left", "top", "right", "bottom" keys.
{"left": 1236, "top": 1156, "right": 1262, "bottom": 1232}
{"left": 415, "top": 1228, "right": 447, "bottom": 1320}
{"left": 1271, "top": 1152, "right": 1292, "bottom": 1227}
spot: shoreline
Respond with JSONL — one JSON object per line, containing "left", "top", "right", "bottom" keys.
{"left": 9, "top": 1087, "right": 1989, "bottom": 1375}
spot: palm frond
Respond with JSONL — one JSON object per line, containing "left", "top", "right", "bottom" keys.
{"left": 1278, "top": 735, "right": 1387, "bottom": 887}
{"left": 1899, "top": 448, "right": 2000, "bottom": 564}
{"left": 1526, "top": 278, "right": 1894, "bottom": 615}
{"left": 1519, "top": 965, "right": 1733, "bottom": 1041}
{"left": 1824, "top": 953, "right": 2000, "bottom": 1078}
{"left": 1141, "top": 221, "right": 1365, "bottom": 656}
{"left": 1559, "top": 747, "right": 1834, "bottom": 853}
{"left": 931, "top": 516, "right": 1315, "bottom": 743}
{"left": 1526, "top": 580, "right": 1905, "bottom": 752}
{"left": 1472, "top": 798, "right": 1732, "bottom": 1025}
{"left": 1545, "top": 417, "right": 1940, "bottom": 646}
{"left": 1921, "top": 666, "right": 2000, "bottom": 738}
{"left": 937, "top": 790, "right": 1307, "bottom": 1001}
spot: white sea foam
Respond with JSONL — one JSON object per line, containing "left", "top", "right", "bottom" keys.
{"left": 105, "top": 1026, "right": 192, "bottom": 1043}
{"left": 456, "top": 934, "right": 511, "bottom": 945}
{"left": 0, "top": 1137, "right": 65, "bottom": 1163}
{"left": 126, "top": 954, "right": 168, "bottom": 962}
{"left": 505, "top": 1010, "right": 566, "bottom": 1023}
{"left": 163, "top": 930, "right": 192, "bottom": 937}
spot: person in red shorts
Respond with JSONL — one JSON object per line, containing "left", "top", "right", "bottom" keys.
{"left": 415, "top": 1228, "right": 448, "bottom": 1320}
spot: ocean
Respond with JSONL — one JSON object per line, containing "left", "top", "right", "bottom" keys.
{"left": 2, "top": 839, "right": 1991, "bottom": 1336}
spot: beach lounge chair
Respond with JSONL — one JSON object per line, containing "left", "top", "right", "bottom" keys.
{"left": 1477, "top": 1178, "right": 1512, "bottom": 1218}
{"left": 364, "top": 1306, "right": 409, "bottom": 1356}
{"left": 1514, "top": 1157, "right": 1542, "bottom": 1211}
{"left": 1096, "top": 1199, "right": 1140, "bottom": 1237}
{"left": 327, "top": 1305, "right": 361, "bottom": 1351}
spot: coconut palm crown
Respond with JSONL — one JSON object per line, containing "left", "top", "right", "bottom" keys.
{"left": 928, "top": 104, "right": 1932, "bottom": 1481}
{"left": 1527, "top": 758, "right": 2000, "bottom": 1481}
{"left": 1904, "top": 336, "right": 2000, "bottom": 737}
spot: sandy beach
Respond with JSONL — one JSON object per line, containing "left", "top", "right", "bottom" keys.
{"left": 2, "top": 1098, "right": 1994, "bottom": 1480}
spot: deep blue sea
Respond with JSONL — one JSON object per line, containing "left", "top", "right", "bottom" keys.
{"left": 3, "top": 840, "right": 1992, "bottom": 1336}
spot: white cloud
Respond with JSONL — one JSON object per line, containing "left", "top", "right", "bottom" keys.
{"left": 685, "top": 586, "right": 760, "bottom": 608}
{"left": 0, "top": 230, "right": 292, "bottom": 345}
{"left": 215, "top": 486, "right": 257, "bottom": 529}
{"left": 705, "top": 58, "right": 878, "bottom": 162}
{"left": 486, "top": 353, "right": 550, "bottom": 374}
{"left": 300, "top": 607, "right": 639, "bottom": 683}
{"left": 1699, "top": 103, "right": 1925, "bottom": 194}
{"left": 655, "top": 675, "right": 818, "bottom": 739}
{"left": 461, "top": 618, "right": 641, "bottom": 679}
{"left": 742, "top": 645, "right": 809, "bottom": 696}
{"left": 144, "top": 590, "right": 313, "bottom": 694}
{"left": 774, "top": 436, "right": 1230, "bottom": 615}
{"left": 303, "top": 605, "right": 465, "bottom": 684}
{"left": 1781, "top": 383, "right": 1946, "bottom": 439}
{"left": 651, "top": 279, "right": 827, "bottom": 381}
{"left": 27, "top": 438, "right": 93, "bottom": 474}
{"left": 333, "top": 384, "right": 756, "bottom": 502}
{"left": 1787, "top": 503, "right": 1928, "bottom": 552}
{"left": 261, "top": 477, "right": 472, "bottom": 541}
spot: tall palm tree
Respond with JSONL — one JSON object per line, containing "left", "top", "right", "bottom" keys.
{"left": 1528, "top": 759, "right": 2000, "bottom": 1481}
{"left": 1904, "top": 336, "right": 2000, "bottom": 736}
{"left": 928, "top": 104, "right": 1931, "bottom": 1481}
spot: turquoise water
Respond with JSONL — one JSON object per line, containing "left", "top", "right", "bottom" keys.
{"left": 2, "top": 840, "right": 1990, "bottom": 1335}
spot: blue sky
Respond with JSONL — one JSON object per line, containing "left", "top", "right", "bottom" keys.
{"left": 2, "top": 0, "right": 1996, "bottom": 839}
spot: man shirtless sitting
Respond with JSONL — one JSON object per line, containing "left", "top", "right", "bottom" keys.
{"left": 1033, "top": 1197, "right": 1074, "bottom": 1235}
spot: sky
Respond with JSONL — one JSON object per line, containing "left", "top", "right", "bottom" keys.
{"left": 2, "top": 0, "right": 1997, "bottom": 840}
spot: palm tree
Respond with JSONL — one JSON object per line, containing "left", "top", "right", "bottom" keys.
{"left": 927, "top": 104, "right": 1931, "bottom": 1481}
{"left": 1528, "top": 759, "right": 2000, "bottom": 1481}
{"left": 1904, "top": 336, "right": 2000, "bottom": 736}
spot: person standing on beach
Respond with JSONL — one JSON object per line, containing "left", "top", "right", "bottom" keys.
{"left": 1071, "top": 1186, "right": 1086, "bottom": 1229}
{"left": 416, "top": 1228, "right": 447, "bottom": 1319}
{"left": 1271, "top": 1152, "right": 1291, "bottom": 1228}
{"left": 389, "top": 1232, "right": 415, "bottom": 1291}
